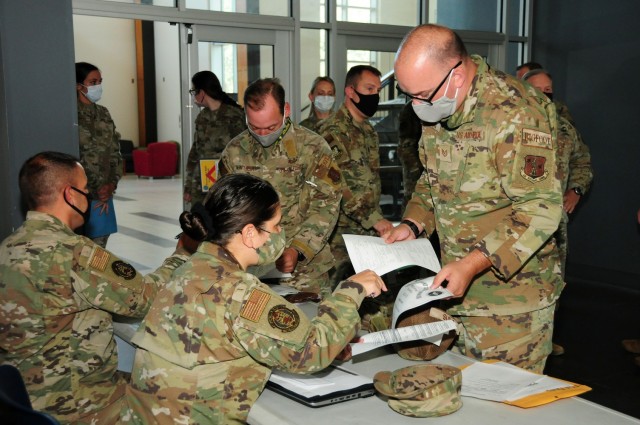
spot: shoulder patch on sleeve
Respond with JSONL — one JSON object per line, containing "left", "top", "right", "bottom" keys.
{"left": 520, "top": 155, "right": 549, "bottom": 183}
{"left": 241, "top": 289, "right": 272, "bottom": 322}
{"left": 267, "top": 305, "right": 300, "bottom": 332}
{"left": 89, "top": 247, "right": 111, "bottom": 272}
{"left": 112, "top": 260, "right": 137, "bottom": 280}
{"left": 522, "top": 128, "right": 552, "bottom": 149}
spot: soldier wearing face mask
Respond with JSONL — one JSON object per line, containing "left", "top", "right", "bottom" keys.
{"left": 75, "top": 62, "right": 123, "bottom": 249}
{"left": 219, "top": 78, "right": 342, "bottom": 297}
{"left": 0, "top": 151, "right": 191, "bottom": 424}
{"left": 317, "top": 65, "right": 394, "bottom": 288}
{"left": 300, "top": 76, "right": 336, "bottom": 132}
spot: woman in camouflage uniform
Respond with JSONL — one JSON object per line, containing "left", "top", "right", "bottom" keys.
{"left": 75, "top": 62, "right": 122, "bottom": 248}
{"left": 184, "top": 71, "right": 245, "bottom": 206}
{"left": 123, "top": 174, "right": 385, "bottom": 424}
{"left": 299, "top": 76, "right": 336, "bottom": 132}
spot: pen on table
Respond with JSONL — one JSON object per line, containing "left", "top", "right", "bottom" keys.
{"left": 330, "top": 364, "right": 358, "bottom": 376}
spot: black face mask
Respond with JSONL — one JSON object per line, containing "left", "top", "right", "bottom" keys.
{"left": 352, "top": 89, "right": 380, "bottom": 117}
{"left": 64, "top": 186, "right": 92, "bottom": 224}
{"left": 544, "top": 91, "right": 554, "bottom": 102}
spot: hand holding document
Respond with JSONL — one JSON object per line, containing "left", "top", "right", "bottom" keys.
{"left": 391, "top": 276, "right": 452, "bottom": 328}
{"left": 342, "top": 234, "right": 441, "bottom": 276}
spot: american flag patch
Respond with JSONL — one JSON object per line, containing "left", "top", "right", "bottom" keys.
{"left": 240, "top": 289, "right": 271, "bottom": 322}
{"left": 89, "top": 247, "right": 110, "bottom": 272}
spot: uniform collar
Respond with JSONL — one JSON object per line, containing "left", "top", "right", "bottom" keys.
{"left": 198, "top": 241, "right": 243, "bottom": 269}
{"left": 26, "top": 211, "right": 75, "bottom": 234}
{"left": 445, "top": 54, "right": 486, "bottom": 130}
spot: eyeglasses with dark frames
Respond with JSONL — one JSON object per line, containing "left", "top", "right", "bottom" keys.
{"left": 396, "top": 60, "right": 462, "bottom": 105}
{"left": 188, "top": 88, "right": 198, "bottom": 96}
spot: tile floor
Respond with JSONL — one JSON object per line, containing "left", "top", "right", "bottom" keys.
{"left": 109, "top": 175, "right": 640, "bottom": 420}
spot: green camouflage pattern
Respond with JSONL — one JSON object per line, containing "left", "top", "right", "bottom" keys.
{"left": 317, "top": 104, "right": 384, "bottom": 270}
{"left": 184, "top": 104, "right": 245, "bottom": 204}
{"left": 554, "top": 116, "right": 593, "bottom": 276}
{"left": 219, "top": 121, "right": 342, "bottom": 294}
{"left": 452, "top": 303, "right": 555, "bottom": 373}
{"left": 0, "top": 211, "right": 188, "bottom": 424}
{"left": 374, "top": 364, "right": 462, "bottom": 418}
{"left": 299, "top": 112, "right": 322, "bottom": 132}
{"left": 122, "top": 242, "right": 367, "bottom": 425}
{"left": 555, "top": 99, "right": 575, "bottom": 126}
{"left": 397, "top": 101, "right": 424, "bottom": 208}
{"left": 77, "top": 101, "right": 122, "bottom": 196}
{"left": 404, "top": 55, "right": 565, "bottom": 318}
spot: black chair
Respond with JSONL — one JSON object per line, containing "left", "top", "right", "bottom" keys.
{"left": 0, "top": 364, "right": 60, "bottom": 425}
{"left": 118, "top": 139, "right": 135, "bottom": 174}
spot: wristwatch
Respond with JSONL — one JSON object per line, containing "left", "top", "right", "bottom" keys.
{"left": 401, "top": 219, "right": 423, "bottom": 238}
{"left": 572, "top": 187, "right": 583, "bottom": 196}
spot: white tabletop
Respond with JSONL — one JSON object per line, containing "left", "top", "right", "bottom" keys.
{"left": 248, "top": 348, "right": 640, "bottom": 425}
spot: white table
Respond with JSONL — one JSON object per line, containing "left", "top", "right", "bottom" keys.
{"left": 248, "top": 348, "right": 640, "bottom": 425}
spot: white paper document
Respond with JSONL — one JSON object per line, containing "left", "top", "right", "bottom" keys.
{"left": 342, "top": 234, "right": 441, "bottom": 276}
{"left": 269, "top": 365, "right": 371, "bottom": 397}
{"left": 461, "top": 361, "right": 571, "bottom": 402}
{"left": 350, "top": 320, "right": 457, "bottom": 356}
{"left": 391, "top": 277, "right": 453, "bottom": 328}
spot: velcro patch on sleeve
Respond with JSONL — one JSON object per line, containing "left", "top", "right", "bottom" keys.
{"left": 267, "top": 305, "right": 300, "bottom": 332}
{"left": 240, "top": 289, "right": 271, "bottom": 322}
{"left": 521, "top": 128, "right": 552, "bottom": 149}
{"left": 89, "top": 247, "right": 111, "bottom": 272}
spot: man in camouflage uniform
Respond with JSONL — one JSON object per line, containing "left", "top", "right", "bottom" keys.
{"left": 317, "top": 66, "right": 394, "bottom": 287}
{"left": 219, "top": 79, "right": 342, "bottom": 295}
{"left": 0, "top": 152, "right": 190, "bottom": 424}
{"left": 397, "top": 100, "right": 425, "bottom": 209}
{"left": 77, "top": 82, "right": 122, "bottom": 248}
{"left": 183, "top": 99, "right": 245, "bottom": 206}
{"left": 523, "top": 68, "right": 593, "bottom": 276}
{"left": 386, "top": 24, "right": 564, "bottom": 373}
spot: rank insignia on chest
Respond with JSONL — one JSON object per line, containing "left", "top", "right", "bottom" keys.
{"left": 331, "top": 145, "right": 341, "bottom": 159}
{"left": 112, "top": 260, "right": 137, "bottom": 280}
{"left": 268, "top": 305, "right": 300, "bottom": 332}
{"left": 438, "top": 145, "right": 453, "bottom": 163}
{"left": 521, "top": 155, "right": 549, "bottom": 183}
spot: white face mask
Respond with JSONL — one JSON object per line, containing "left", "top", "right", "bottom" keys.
{"left": 411, "top": 71, "right": 458, "bottom": 123}
{"left": 313, "top": 95, "right": 335, "bottom": 112}
{"left": 82, "top": 84, "right": 103, "bottom": 103}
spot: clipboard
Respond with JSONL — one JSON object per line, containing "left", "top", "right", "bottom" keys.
{"left": 267, "top": 365, "right": 375, "bottom": 407}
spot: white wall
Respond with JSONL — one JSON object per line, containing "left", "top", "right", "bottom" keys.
{"left": 153, "top": 22, "right": 181, "bottom": 144}
{"left": 73, "top": 15, "right": 139, "bottom": 146}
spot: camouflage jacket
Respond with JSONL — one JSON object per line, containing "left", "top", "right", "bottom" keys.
{"left": 318, "top": 104, "right": 384, "bottom": 241}
{"left": 124, "top": 242, "right": 366, "bottom": 424}
{"left": 219, "top": 121, "right": 342, "bottom": 278}
{"left": 184, "top": 104, "right": 245, "bottom": 204}
{"left": 299, "top": 112, "right": 324, "bottom": 132}
{"left": 554, "top": 108, "right": 593, "bottom": 197}
{"left": 0, "top": 211, "right": 188, "bottom": 424}
{"left": 77, "top": 101, "right": 122, "bottom": 196}
{"left": 555, "top": 100, "right": 575, "bottom": 126}
{"left": 404, "top": 55, "right": 564, "bottom": 316}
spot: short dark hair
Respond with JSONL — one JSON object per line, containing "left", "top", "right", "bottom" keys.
{"left": 244, "top": 78, "right": 285, "bottom": 114}
{"left": 19, "top": 151, "right": 80, "bottom": 209}
{"left": 179, "top": 174, "right": 280, "bottom": 246}
{"left": 345, "top": 65, "right": 381, "bottom": 89}
{"left": 516, "top": 61, "right": 543, "bottom": 73}
{"left": 75, "top": 62, "right": 99, "bottom": 84}
{"left": 192, "top": 70, "right": 241, "bottom": 109}
{"left": 523, "top": 68, "right": 553, "bottom": 81}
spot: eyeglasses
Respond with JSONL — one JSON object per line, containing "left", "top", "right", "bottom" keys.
{"left": 188, "top": 88, "right": 198, "bottom": 96}
{"left": 396, "top": 60, "right": 462, "bottom": 105}
{"left": 258, "top": 224, "right": 282, "bottom": 234}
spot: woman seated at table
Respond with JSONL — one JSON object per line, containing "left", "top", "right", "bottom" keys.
{"left": 122, "top": 173, "right": 386, "bottom": 424}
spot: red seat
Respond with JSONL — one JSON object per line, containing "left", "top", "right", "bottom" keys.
{"left": 133, "top": 141, "right": 178, "bottom": 178}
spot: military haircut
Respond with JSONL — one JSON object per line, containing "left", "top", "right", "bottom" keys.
{"left": 180, "top": 173, "right": 280, "bottom": 245}
{"left": 516, "top": 61, "right": 543, "bottom": 73}
{"left": 192, "top": 70, "right": 241, "bottom": 109}
{"left": 19, "top": 151, "right": 80, "bottom": 209}
{"left": 523, "top": 68, "right": 553, "bottom": 81}
{"left": 75, "top": 61, "right": 99, "bottom": 84}
{"left": 244, "top": 78, "right": 285, "bottom": 114}
{"left": 309, "top": 76, "right": 336, "bottom": 95}
{"left": 344, "top": 65, "right": 381, "bottom": 89}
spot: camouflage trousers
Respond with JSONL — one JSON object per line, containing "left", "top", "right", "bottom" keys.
{"left": 451, "top": 304, "right": 555, "bottom": 373}
{"left": 555, "top": 213, "right": 569, "bottom": 279}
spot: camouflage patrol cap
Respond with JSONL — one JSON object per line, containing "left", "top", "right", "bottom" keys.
{"left": 394, "top": 307, "right": 457, "bottom": 360}
{"left": 373, "top": 364, "right": 462, "bottom": 418}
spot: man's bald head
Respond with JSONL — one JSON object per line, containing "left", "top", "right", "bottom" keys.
{"left": 19, "top": 151, "right": 82, "bottom": 209}
{"left": 396, "top": 24, "right": 467, "bottom": 72}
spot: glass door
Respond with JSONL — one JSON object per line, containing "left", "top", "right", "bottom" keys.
{"left": 179, "top": 24, "right": 292, "bottom": 203}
